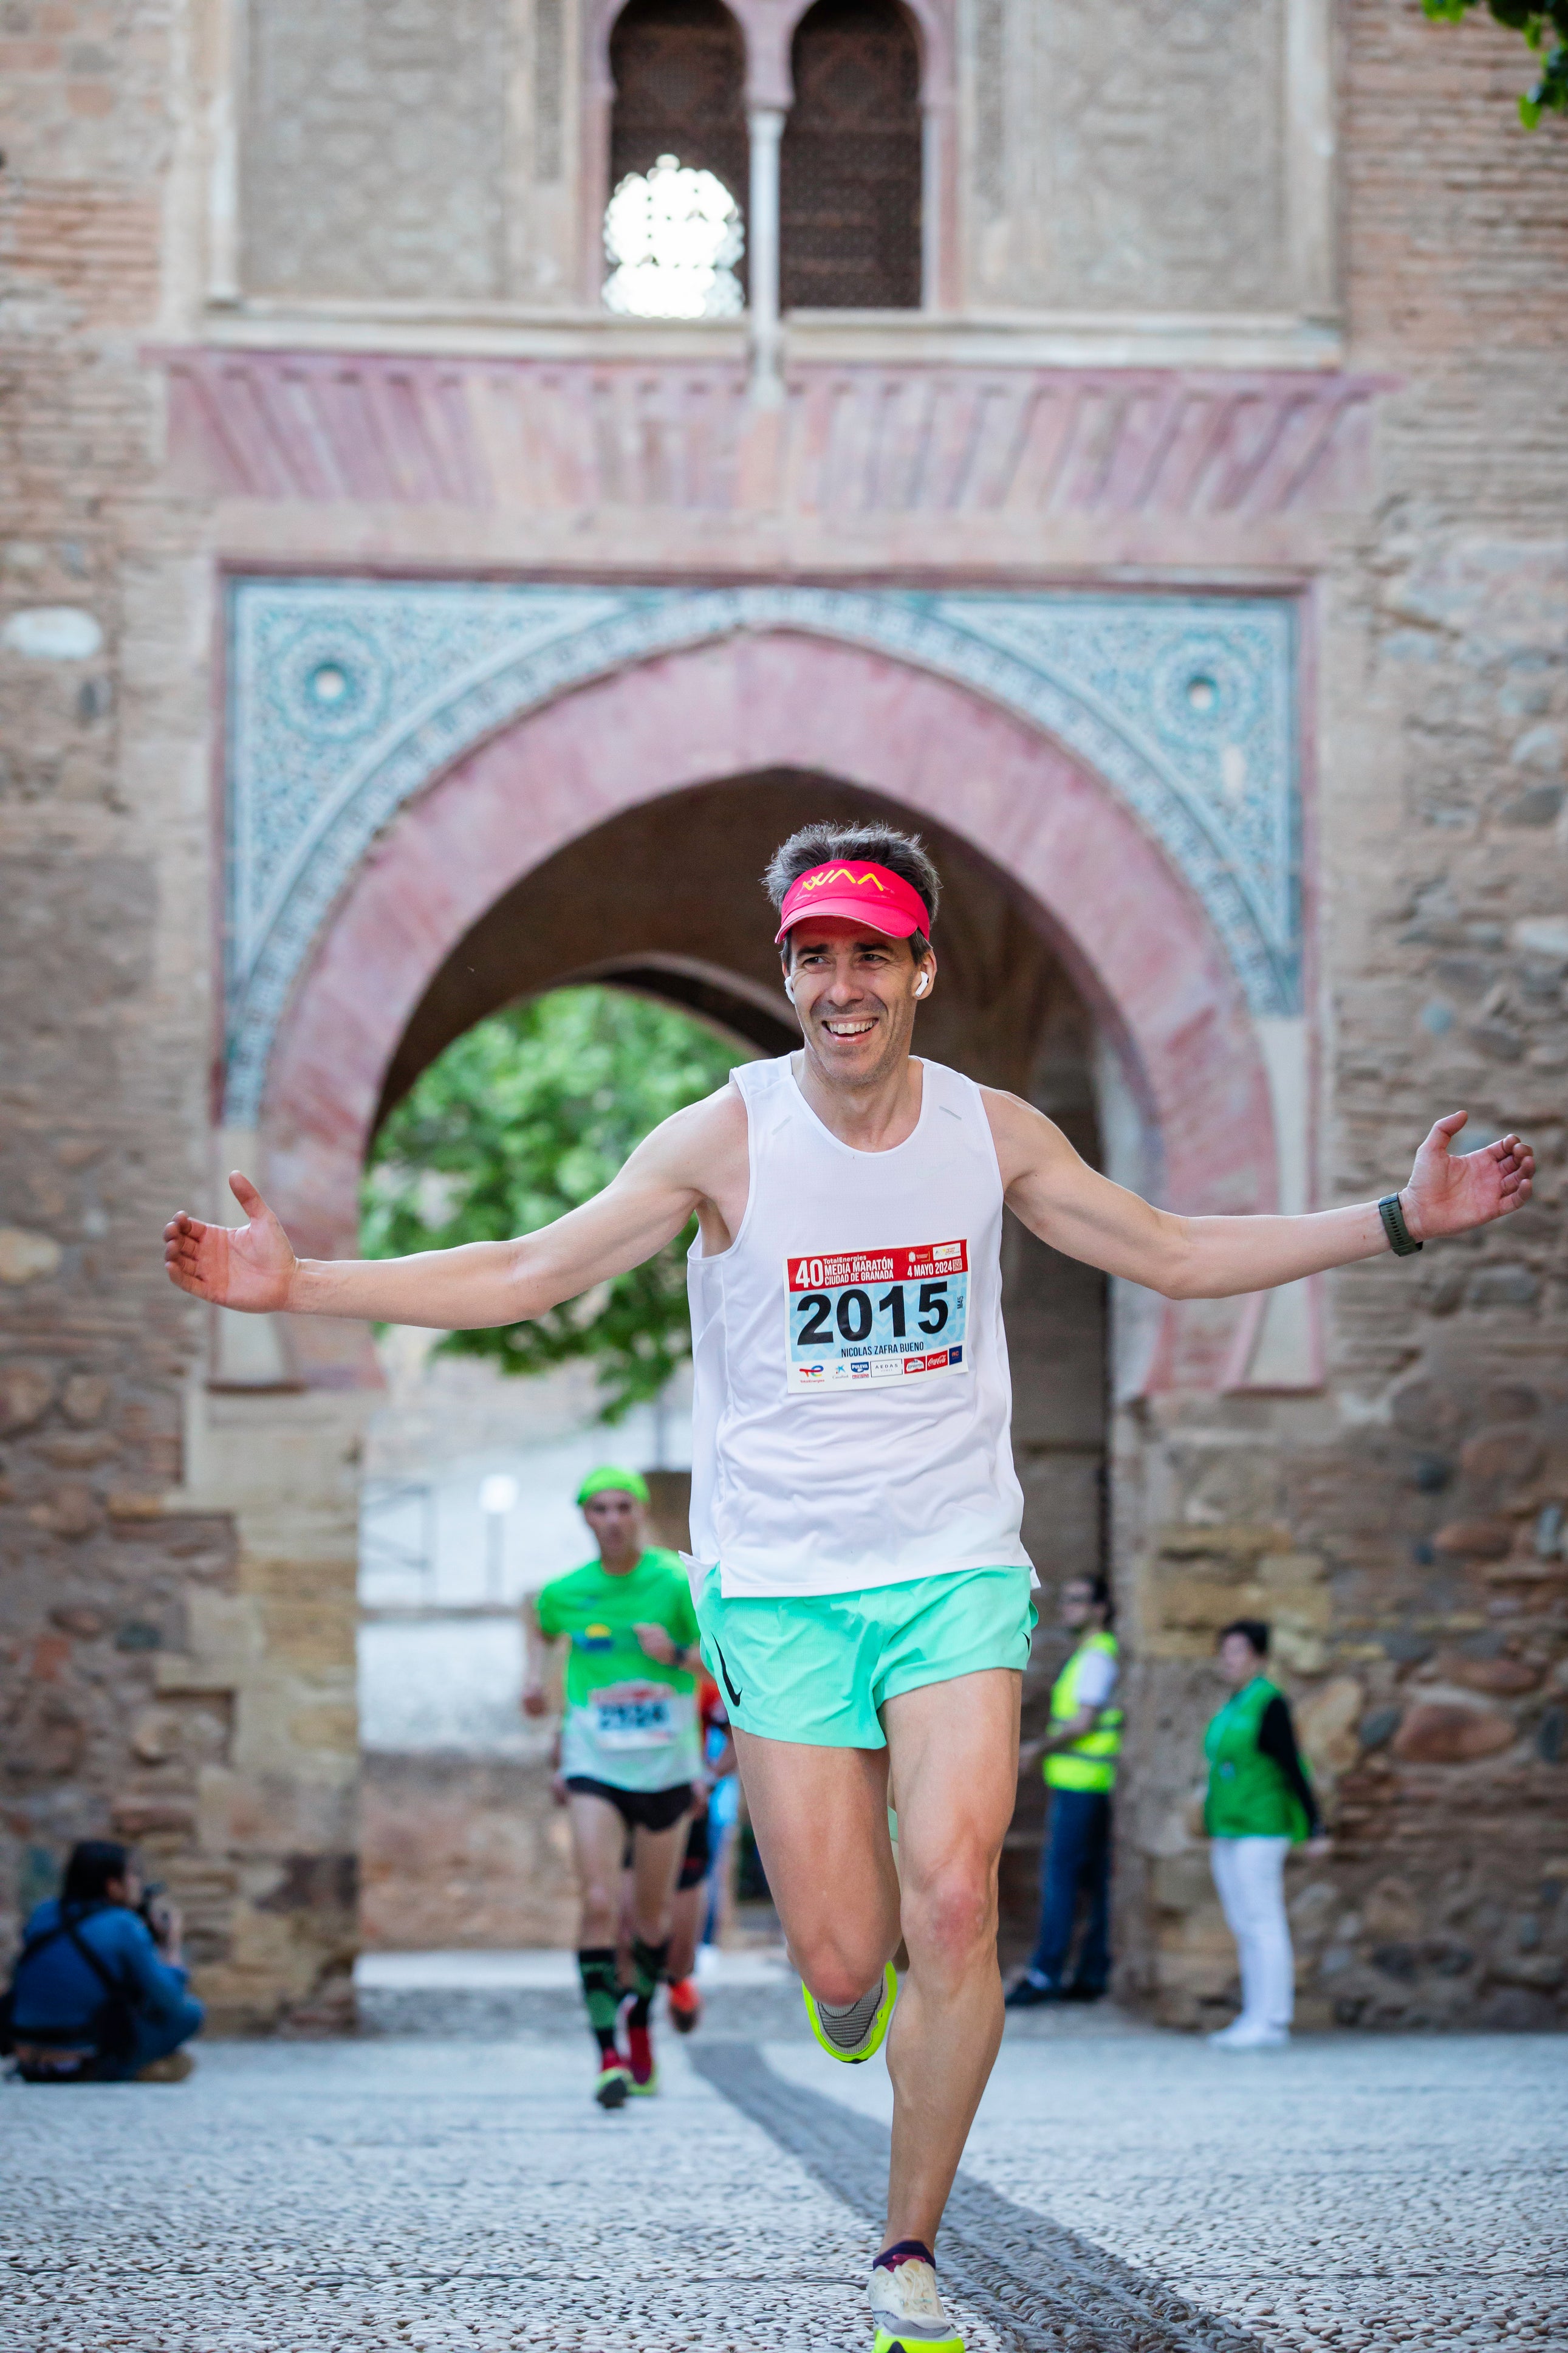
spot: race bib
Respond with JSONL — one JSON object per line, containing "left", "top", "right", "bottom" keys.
{"left": 786, "top": 1240, "right": 970, "bottom": 1392}
{"left": 590, "top": 1681, "right": 677, "bottom": 1751}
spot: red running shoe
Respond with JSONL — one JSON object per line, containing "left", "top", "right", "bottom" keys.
{"left": 626, "top": 2021, "right": 659, "bottom": 2094}
{"left": 667, "top": 1976, "right": 702, "bottom": 2035}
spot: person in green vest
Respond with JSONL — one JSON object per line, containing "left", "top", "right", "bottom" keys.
{"left": 1204, "top": 1616, "right": 1329, "bottom": 2051}
{"left": 523, "top": 1466, "right": 702, "bottom": 2107}
{"left": 1005, "top": 1573, "right": 1122, "bottom": 2007}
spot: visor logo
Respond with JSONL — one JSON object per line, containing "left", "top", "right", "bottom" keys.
{"left": 799, "top": 868, "right": 888, "bottom": 893}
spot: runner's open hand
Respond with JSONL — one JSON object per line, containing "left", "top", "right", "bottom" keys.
{"left": 1400, "top": 1113, "right": 1533, "bottom": 1242}
{"left": 164, "top": 1173, "right": 297, "bottom": 1311}
{"left": 634, "top": 1622, "right": 679, "bottom": 1665}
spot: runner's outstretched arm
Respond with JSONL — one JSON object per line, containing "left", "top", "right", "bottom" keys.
{"left": 986, "top": 1099, "right": 1534, "bottom": 1300}
{"left": 162, "top": 1089, "right": 742, "bottom": 1325}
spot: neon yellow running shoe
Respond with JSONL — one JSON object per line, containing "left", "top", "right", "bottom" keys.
{"left": 594, "top": 2060, "right": 630, "bottom": 2109}
{"left": 801, "top": 1962, "right": 898, "bottom": 2064}
{"left": 869, "top": 2250, "right": 964, "bottom": 2353}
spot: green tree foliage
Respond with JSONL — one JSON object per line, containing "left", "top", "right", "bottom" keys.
{"left": 1424, "top": 0, "right": 1568, "bottom": 126}
{"left": 361, "top": 987, "right": 745, "bottom": 1417}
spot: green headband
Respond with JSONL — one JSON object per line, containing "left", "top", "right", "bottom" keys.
{"left": 575, "top": 1465, "right": 649, "bottom": 1507}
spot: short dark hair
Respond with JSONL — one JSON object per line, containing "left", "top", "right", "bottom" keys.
{"left": 1065, "top": 1572, "right": 1115, "bottom": 1627}
{"left": 762, "top": 823, "right": 940, "bottom": 965}
{"left": 1219, "top": 1618, "right": 1270, "bottom": 1657}
{"left": 62, "top": 1839, "right": 132, "bottom": 1906}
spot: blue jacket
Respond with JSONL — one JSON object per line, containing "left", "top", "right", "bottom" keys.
{"left": 11, "top": 1900, "right": 197, "bottom": 2036}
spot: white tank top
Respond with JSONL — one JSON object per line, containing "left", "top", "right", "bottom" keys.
{"left": 686, "top": 1055, "right": 1032, "bottom": 1599}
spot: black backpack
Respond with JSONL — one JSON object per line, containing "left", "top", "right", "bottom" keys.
{"left": 0, "top": 1905, "right": 139, "bottom": 2080}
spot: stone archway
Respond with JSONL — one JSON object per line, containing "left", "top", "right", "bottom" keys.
{"left": 352, "top": 767, "right": 1116, "bottom": 1957}
{"left": 201, "top": 609, "right": 1301, "bottom": 2015}
{"left": 258, "top": 627, "right": 1279, "bottom": 1399}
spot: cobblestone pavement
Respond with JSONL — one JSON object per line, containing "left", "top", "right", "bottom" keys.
{"left": 2, "top": 2033, "right": 1005, "bottom": 2353}
{"left": 767, "top": 2024, "right": 1568, "bottom": 2353}
{"left": 5, "top": 2017, "right": 1566, "bottom": 2353}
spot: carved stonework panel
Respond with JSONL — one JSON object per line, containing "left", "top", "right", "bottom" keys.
{"left": 965, "top": 0, "right": 1288, "bottom": 314}
{"left": 224, "top": 578, "right": 1299, "bottom": 1120}
{"left": 242, "top": 0, "right": 512, "bottom": 300}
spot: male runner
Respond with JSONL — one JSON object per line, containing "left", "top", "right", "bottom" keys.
{"left": 166, "top": 820, "right": 1534, "bottom": 2353}
{"left": 524, "top": 1466, "right": 701, "bottom": 2105}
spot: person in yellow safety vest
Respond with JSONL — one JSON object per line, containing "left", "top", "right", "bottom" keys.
{"left": 1005, "top": 1573, "right": 1121, "bottom": 2007}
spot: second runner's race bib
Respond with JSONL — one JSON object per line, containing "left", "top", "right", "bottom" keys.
{"left": 591, "top": 1681, "right": 677, "bottom": 1750}
{"left": 786, "top": 1239, "right": 970, "bottom": 1392}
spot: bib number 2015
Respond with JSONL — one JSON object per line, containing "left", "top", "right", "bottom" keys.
{"left": 786, "top": 1240, "right": 970, "bottom": 1392}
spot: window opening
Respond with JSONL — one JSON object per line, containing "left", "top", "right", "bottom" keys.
{"left": 604, "top": 0, "right": 748, "bottom": 318}
{"left": 780, "top": 0, "right": 922, "bottom": 312}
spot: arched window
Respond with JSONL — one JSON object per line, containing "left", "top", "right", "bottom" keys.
{"left": 604, "top": 0, "right": 748, "bottom": 318}
{"left": 780, "top": 0, "right": 922, "bottom": 312}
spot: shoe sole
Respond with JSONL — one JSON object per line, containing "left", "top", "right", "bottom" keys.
{"left": 628, "top": 2070, "right": 660, "bottom": 2095}
{"left": 595, "top": 2072, "right": 629, "bottom": 2109}
{"left": 669, "top": 2008, "right": 699, "bottom": 2035}
{"left": 803, "top": 1961, "right": 899, "bottom": 2064}
{"left": 873, "top": 2330, "right": 964, "bottom": 2353}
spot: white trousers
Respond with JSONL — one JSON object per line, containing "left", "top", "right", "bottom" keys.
{"left": 1210, "top": 1835, "right": 1294, "bottom": 2030}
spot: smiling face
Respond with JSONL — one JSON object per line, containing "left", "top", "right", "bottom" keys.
{"left": 786, "top": 916, "right": 936, "bottom": 1088}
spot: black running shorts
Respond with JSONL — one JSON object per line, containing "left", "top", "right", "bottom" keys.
{"left": 563, "top": 1776, "right": 694, "bottom": 1833}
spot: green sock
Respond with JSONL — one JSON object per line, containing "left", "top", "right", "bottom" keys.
{"left": 577, "top": 1946, "right": 621, "bottom": 2056}
{"left": 628, "top": 1935, "right": 669, "bottom": 2031}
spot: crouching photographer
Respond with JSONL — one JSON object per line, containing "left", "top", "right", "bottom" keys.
{"left": 2, "top": 1839, "right": 205, "bottom": 2083}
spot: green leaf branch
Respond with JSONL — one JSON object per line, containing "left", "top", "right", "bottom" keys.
{"left": 362, "top": 986, "right": 748, "bottom": 1418}
{"left": 1423, "top": 0, "right": 1568, "bottom": 126}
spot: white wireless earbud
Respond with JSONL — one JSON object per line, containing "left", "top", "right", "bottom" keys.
{"left": 784, "top": 977, "right": 796, "bottom": 1001}
{"left": 915, "top": 974, "right": 930, "bottom": 996}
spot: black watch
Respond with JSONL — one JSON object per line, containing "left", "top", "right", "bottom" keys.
{"left": 1378, "top": 1193, "right": 1423, "bottom": 1257}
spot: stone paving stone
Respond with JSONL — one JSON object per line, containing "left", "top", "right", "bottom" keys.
{"left": 7, "top": 2023, "right": 1567, "bottom": 2352}
{"left": 1, "top": 2034, "right": 1007, "bottom": 2353}
{"left": 764, "top": 2028, "right": 1568, "bottom": 2352}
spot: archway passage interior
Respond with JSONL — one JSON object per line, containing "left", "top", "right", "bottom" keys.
{"left": 361, "top": 772, "right": 1108, "bottom": 1962}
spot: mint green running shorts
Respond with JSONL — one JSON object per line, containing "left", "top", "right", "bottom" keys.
{"left": 694, "top": 1565, "right": 1036, "bottom": 1749}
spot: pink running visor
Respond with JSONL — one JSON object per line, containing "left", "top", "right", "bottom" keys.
{"left": 774, "top": 860, "right": 931, "bottom": 944}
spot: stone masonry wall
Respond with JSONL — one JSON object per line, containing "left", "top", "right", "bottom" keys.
{"left": 0, "top": 1, "right": 361, "bottom": 2028}
{"left": 243, "top": 0, "right": 512, "bottom": 300}
{"left": 1116, "top": 2, "right": 1568, "bottom": 2032}
{"left": 967, "top": 0, "right": 1288, "bottom": 314}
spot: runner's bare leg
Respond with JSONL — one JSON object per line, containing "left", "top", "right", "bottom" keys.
{"left": 880, "top": 1668, "right": 1020, "bottom": 2248}
{"left": 567, "top": 1791, "right": 635, "bottom": 1947}
{"left": 731, "top": 1733, "right": 902, "bottom": 2006}
{"left": 567, "top": 1792, "right": 686, "bottom": 1948}
{"left": 737, "top": 1673, "right": 1016, "bottom": 2248}
{"left": 628, "top": 1814, "right": 690, "bottom": 1945}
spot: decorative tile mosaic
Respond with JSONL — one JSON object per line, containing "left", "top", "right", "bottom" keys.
{"left": 224, "top": 579, "right": 1299, "bottom": 1119}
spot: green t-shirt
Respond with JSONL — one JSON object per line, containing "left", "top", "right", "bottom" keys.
{"left": 535, "top": 1550, "right": 701, "bottom": 1793}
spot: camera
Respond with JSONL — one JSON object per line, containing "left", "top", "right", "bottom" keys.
{"left": 137, "top": 1881, "right": 170, "bottom": 1940}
